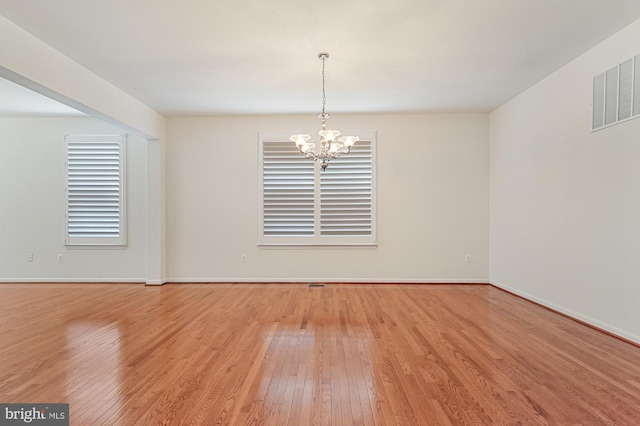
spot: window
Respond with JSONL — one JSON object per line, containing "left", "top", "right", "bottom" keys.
{"left": 259, "top": 132, "right": 376, "bottom": 246}
{"left": 65, "top": 134, "right": 126, "bottom": 246}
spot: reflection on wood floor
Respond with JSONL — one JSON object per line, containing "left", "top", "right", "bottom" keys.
{"left": 0, "top": 283, "right": 639, "bottom": 425}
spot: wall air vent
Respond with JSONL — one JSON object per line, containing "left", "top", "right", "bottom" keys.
{"left": 592, "top": 54, "right": 640, "bottom": 130}
{"left": 634, "top": 54, "right": 640, "bottom": 117}
{"left": 618, "top": 58, "right": 633, "bottom": 121}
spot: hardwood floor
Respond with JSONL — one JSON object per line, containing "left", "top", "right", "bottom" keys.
{"left": 0, "top": 283, "right": 638, "bottom": 425}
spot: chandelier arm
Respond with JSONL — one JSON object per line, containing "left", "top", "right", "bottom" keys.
{"left": 303, "top": 149, "right": 317, "bottom": 160}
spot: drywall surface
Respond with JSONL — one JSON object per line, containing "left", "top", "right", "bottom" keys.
{"left": 0, "top": 14, "right": 164, "bottom": 140}
{"left": 166, "top": 113, "right": 489, "bottom": 282}
{"left": 490, "top": 19, "right": 640, "bottom": 342}
{"left": 0, "top": 117, "right": 148, "bottom": 282}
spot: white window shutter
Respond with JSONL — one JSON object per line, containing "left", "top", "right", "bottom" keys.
{"left": 260, "top": 133, "right": 376, "bottom": 246}
{"left": 65, "top": 134, "right": 126, "bottom": 246}
{"left": 320, "top": 141, "right": 373, "bottom": 237}
{"left": 262, "top": 141, "right": 315, "bottom": 238}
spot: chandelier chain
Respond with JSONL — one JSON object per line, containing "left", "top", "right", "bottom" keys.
{"left": 321, "top": 56, "right": 326, "bottom": 116}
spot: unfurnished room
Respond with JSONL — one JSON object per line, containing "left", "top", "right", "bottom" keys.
{"left": 1, "top": 1, "right": 640, "bottom": 424}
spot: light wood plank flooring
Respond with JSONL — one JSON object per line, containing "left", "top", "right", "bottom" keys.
{"left": 0, "top": 283, "right": 639, "bottom": 425}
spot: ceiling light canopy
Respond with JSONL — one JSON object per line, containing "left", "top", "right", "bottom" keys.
{"left": 290, "top": 53, "right": 358, "bottom": 170}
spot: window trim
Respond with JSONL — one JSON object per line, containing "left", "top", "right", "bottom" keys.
{"left": 259, "top": 132, "right": 377, "bottom": 247}
{"left": 65, "top": 134, "right": 127, "bottom": 247}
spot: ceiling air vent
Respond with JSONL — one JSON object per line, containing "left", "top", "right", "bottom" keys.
{"left": 592, "top": 53, "right": 640, "bottom": 131}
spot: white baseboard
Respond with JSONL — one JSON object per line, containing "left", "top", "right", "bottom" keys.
{"left": 0, "top": 277, "right": 489, "bottom": 284}
{"left": 490, "top": 279, "right": 640, "bottom": 345}
{"left": 166, "top": 277, "right": 490, "bottom": 284}
{"left": 0, "top": 278, "right": 145, "bottom": 283}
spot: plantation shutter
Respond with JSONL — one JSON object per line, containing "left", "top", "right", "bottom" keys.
{"left": 320, "top": 141, "right": 373, "bottom": 237}
{"left": 260, "top": 133, "right": 376, "bottom": 246}
{"left": 262, "top": 141, "right": 315, "bottom": 238}
{"left": 65, "top": 134, "right": 126, "bottom": 246}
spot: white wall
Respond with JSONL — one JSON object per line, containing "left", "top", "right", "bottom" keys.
{"left": 0, "top": 14, "right": 167, "bottom": 283}
{"left": 166, "top": 113, "right": 489, "bottom": 282}
{"left": 490, "top": 20, "right": 640, "bottom": 343}
{"left": 0, "top": 14, "right": 165, "bottom": 140}
{"left": 0, "top": 117, "right": 148, "bottom": 282}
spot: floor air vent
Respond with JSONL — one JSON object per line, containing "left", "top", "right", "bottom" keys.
{"left": 308, "top": 283, "right": 325, "bottom": 288}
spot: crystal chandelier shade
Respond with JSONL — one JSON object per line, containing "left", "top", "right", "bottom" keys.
{"left": 290, "top": 53, "right": 358, "bottom": 170}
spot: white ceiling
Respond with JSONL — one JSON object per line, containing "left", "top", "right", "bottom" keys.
{"left": 1, "top": 0, "right": 640, "bottom": 116}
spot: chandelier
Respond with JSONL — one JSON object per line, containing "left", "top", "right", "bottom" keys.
{"left": 290, "top": 52, "right": 358, "bottom": 170}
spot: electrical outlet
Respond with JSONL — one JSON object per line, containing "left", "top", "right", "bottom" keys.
{"left": 465, "top": 254, "right": 472, "bottom": 263}
{"left": 240, "top": 254, "right": 247, "bottom": 262}
{"left": 27, "top": 254, "right": 34, "bottom": 262}
{"left": 57, "top": 254, "right": 64, "bottom": 263}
